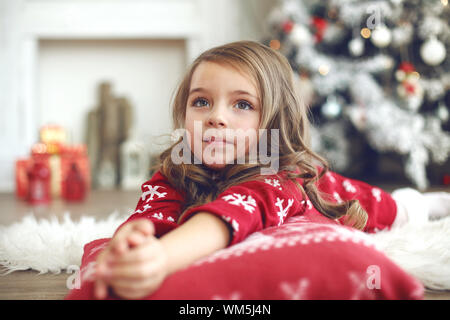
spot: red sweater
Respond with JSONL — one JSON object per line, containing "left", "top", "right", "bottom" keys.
{"left": 121, "top": 170, "right": 397, "bottom": 246}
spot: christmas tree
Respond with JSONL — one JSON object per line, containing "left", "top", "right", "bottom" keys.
{"left": 264, "top": 0, "right": 449, "bottom": 190}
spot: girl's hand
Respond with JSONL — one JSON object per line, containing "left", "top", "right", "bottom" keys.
{"left": 95, "top": 212, "right": 231, "bottom": 299}
{"left": 107, "top": 235, "right": 169, "bottom": 299}
{"left": 94, "top": 219, "right": 165, "bottom": 299}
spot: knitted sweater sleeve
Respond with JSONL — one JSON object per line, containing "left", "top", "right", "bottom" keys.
{"left": 316, "top": 170, "right": 398, "bottom": 233}
{"left": 117, "top": 170, "right": 185, "bottom": 237}
{"left": 178, "top": 175, "right": 305, "bottom": 246}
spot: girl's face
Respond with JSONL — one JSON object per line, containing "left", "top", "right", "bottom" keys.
{"left": 185, "top": 61, "right": 261, "bottom": 170}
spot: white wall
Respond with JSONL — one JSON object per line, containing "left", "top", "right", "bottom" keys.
{"left": 0, "top": 0, "right": 277, "bottom": 191}
{"left": 38, "top": 38, "right": 186, "bottom": 145}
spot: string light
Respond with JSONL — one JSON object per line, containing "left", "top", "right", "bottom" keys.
{"left": 269, "top": 39, "right": 281, "bottom": 50}
{"left": 360, "top": 28, "right": 371, "bottom": 39}
{"left": 318, "top": 64, "right": 330, "bottom": 75}
{"left": 411, "top": 71, "right": 420, "bottom": 79}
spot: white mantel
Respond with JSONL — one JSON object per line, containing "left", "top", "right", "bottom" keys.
{"left": 0, "top": 0, "right": 275, "bottom": 191}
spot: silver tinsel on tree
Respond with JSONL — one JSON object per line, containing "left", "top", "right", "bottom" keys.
{"left": 266, "top": 0, "right": 450, "bottom": 189}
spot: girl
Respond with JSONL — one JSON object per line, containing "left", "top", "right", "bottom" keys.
{"left": 94, "top": 40, "right": 450, "bottom": 300}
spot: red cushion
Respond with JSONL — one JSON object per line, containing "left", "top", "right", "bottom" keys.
{"left": 65, "top": 211, "right": 423, "bottom": 300}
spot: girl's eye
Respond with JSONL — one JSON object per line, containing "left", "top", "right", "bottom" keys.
{"left": 192, "top": 98, "right": 209, "bottom": 108}
{"left": 235, "top": 100, "right": 253, "bottom": 110}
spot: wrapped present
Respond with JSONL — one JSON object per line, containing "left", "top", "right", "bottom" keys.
{"left": 37, "top": 125, "right": 66, "bottom": 196}
{"left": 15, "top": 125, "right": 91, "bottom": 202}
{"left": 31, "top": 142, "right": 62, "bottom": 197}
{"left": 16, "top": 142, "right": 52, "bottom": 200}
{"left": 48, "top": 154, "right": 62, "bottom": 197}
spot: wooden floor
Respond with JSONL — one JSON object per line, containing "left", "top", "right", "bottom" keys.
{"left": 0, "top": 271, "right": 70, "bottom": 300}
{"left": 0, "top": 270, "right": 449, "bottom": 300}
{"left": 0, "top": 189, "right": 140, "bottom": 300}
{"left": 1, "top": 188, "right": 449, "bottom": 300}
{"left": 0, "top": 189, "right": 140, "bottom": 226}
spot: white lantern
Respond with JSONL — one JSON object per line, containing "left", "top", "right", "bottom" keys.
{"left": 120, "top": 137, "right": 150, "bottom": 190}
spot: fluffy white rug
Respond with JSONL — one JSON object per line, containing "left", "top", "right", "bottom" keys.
{"left": 0, "top": 212, "right": 127, "bottom": 274}
{"left": 0, "top": 212, "right": 449, "bottom": 291}
{"left": 370, "top": 217, "right": 450, "bottom": 291}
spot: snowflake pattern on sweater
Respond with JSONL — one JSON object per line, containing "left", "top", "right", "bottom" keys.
{"left": 222, "top": 193, "right": 257, "bottom": 213}
{"left": 121, "top": 169, "right": 397, "bottom": 245}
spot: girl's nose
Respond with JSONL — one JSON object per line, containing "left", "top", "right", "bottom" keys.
{"left": 206, "top": 106, "right": 227, "bottom": 128}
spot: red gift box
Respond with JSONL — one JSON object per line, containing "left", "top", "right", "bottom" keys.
{"left": 15, "top": 142, "right": 91, "bottom": 202}
{"left": 16, "top": 144, "right": 51, "bottom": 200}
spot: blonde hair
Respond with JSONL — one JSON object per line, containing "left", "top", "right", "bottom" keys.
{"left": 156, "top": 40, "right": 368, "bottom": 230}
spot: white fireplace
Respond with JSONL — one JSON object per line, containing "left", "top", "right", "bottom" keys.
{"left": 0, "top": 0, "right": 274, "bottom": 191}
{"left": 0, "top": 0, "right": 211, "bottom": 191}
{"left": 20, "top": 0, "right": 206, "bottom": 146}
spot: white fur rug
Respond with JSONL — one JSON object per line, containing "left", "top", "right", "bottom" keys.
{"left": 0, "top": 212, "right": 127, "bottom": 274}
{"left": 1, "top": 212, "right": 449, "bottom": 291}
{"left": 370, "top": 217, "right": 450, "bottom": 291}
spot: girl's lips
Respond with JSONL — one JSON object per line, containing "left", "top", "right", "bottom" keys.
{"left": 202, "top": 136, "right": 233, "bottom": 144}
{"left": 202, "top": 138, "right": 234, "bottom": 149}
{"left": 203, "top": 139, "right": 233, "bottom": 146}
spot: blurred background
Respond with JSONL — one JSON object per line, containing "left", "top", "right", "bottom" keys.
{"left": 0, "top": 0, "right": 448, "bottom": 209}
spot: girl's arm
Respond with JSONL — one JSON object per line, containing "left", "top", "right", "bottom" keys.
{"left": 160, "top": 211, "right": 231, "bottom": 275}
{"left": 178, "top": 176, "right": 305, "bottom": 246}
{"left": 117, "top": 170, "right": 186, "bottom": 238}
{"left": 95, "top": 212, "right": 230, "bottom": 300}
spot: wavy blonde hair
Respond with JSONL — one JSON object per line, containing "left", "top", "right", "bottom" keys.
{"left": 156, "top": 40, "right": 367, "bottom": 230}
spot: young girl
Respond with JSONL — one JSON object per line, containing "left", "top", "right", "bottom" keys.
{"left": 93, "top": 40, "right": 450, "bottom": 300}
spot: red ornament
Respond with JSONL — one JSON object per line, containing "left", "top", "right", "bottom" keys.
{"left": 311, "top": 16, "right": 328, "bottom": 43}
{"left": 404, "top": 82, "right": 416, "bottom": 94}
{"left": 282, "top": 20, "right": 294, "bottom": 34}
{"left": 443, "top": 174, "right": 450, "bottom": 186}
{"left": 26, "top": 159, "right": 51, "bottom": 205}
{"left": 63, "top": 162, "right": 86, "bottom": 202}
{"left": 398, "top": 62, "right": 415, "bottom": 73}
